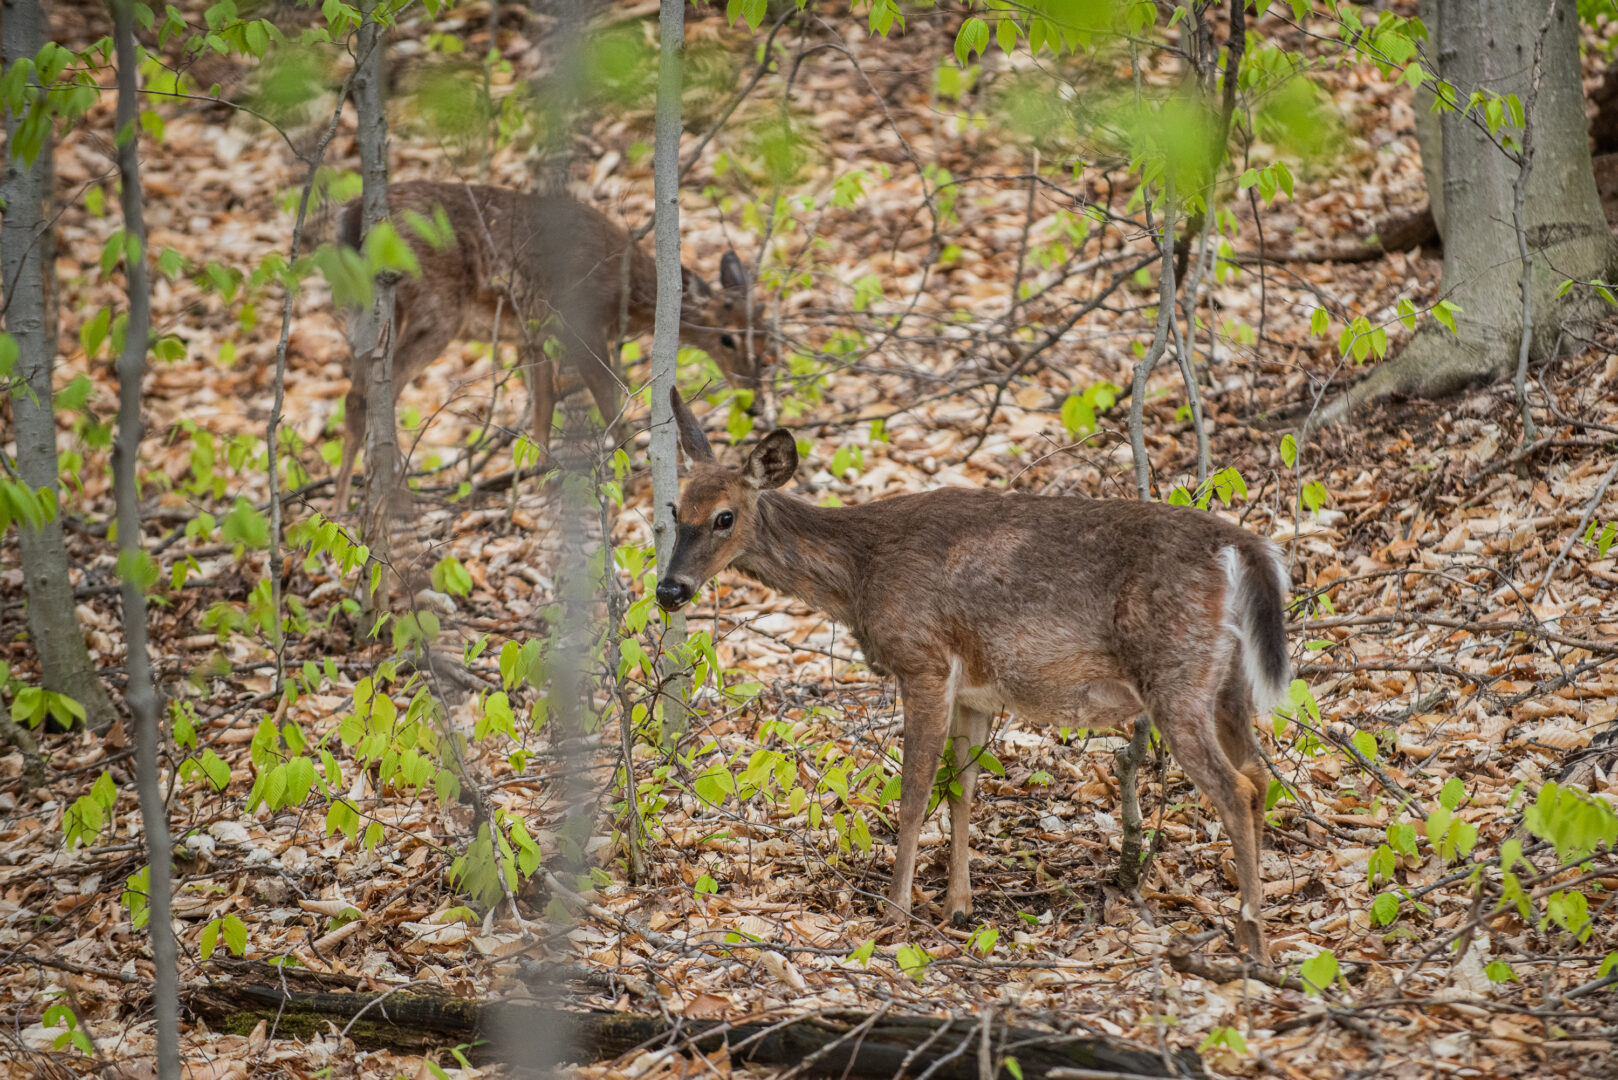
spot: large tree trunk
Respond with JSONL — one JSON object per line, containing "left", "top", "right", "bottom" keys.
{"left": 1319, "top": 0, "right": 1615, "bottom": 425}
{"left": 1, "top": 0, "right": 118, "bottom": 732}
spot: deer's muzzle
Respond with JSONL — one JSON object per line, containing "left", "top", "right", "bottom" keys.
{"left": 655, "top": 578, "right": 694, "bottom": 610}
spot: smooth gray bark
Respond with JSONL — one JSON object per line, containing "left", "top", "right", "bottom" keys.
{"left": 1, "top": 0, "right": 117, "bottom": 731}
{"left": 1414, "top": 0, "right": 1445, "bottom": 240}
{"left": 354, "top": 0, "right": 398, "bottom": 602}
{"left": 1321, "top": 0, "right": 1614, "bottom": 423}
{"left": 110, "top": 4, "right": 180, "bottom": 1077}
{"left": 650, "top": 0, "right": 689, "bottom": 735}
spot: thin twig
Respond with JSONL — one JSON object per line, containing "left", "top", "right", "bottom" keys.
{"left": 1533, "top": 457, "right": 1618, "bottom": 602}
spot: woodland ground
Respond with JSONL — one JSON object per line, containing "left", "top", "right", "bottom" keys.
{"left": 2, "top": 2, "right": 1618, "bottom": 1078}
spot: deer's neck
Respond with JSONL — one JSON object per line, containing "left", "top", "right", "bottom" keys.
{"left": 733, "top": 492, "right": 871, "bottom": 626}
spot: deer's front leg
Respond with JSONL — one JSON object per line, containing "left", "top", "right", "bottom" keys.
{"left": 886, "top": 678, "right": 950, "bottom": 925}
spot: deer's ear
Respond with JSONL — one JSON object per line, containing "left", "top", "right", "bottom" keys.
{"left": 743, "top": 429, "right": 797, "bottom": 490}
{"left": 682, "top": 267, "right": 713, "bottom": 301}
{"left": 719, "top": 251, "right": 749, "bottom": 293}
{"left": 669, "top": 387, "right": 716, "bottom": 464}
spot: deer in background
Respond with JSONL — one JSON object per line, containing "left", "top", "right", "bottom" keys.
{"left": 330, "top": 182, "right": 768, "bottom": 511}
{"left": 654, "top": 390, "right": 1292, "bottom": 963}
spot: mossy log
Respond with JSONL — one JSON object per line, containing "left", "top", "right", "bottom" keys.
{"left": 186, "top": 979, "right": 1203, "bottom": 1078}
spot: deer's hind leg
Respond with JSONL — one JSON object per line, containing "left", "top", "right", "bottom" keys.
{"left": 943, "top": 705, "right": 992, "bottom": 926}
{"left": 1149, "top": 683, "right": 1269, "bottom": 964}
{"left": 1216, "top": 675, "right": 1270, "bottom": 899}
{"left": 334, "top": 350, "right": 369, "bottom": 514}
{"left": 336, "top": 301, "right": 458, "bottom": 513}
{"left": 522, "top": 343, "right": 558, "bottom": 453}
{"left": 572, "top": 331, "right": 628, "bottom": 447}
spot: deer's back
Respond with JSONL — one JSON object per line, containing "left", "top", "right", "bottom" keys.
{"left": 829, "top": 489, "right": 1278, "bottom": 708}
{"left": 412, "top": 182, "right": 651, "bottom": 332}
{"left": 342, "top": 182, "right": 656, "bottom": 338}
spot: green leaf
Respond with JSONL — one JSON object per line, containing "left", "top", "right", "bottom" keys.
{"left": 996, "top": 17, "right": 1017, "bottom": 54}
{"left": 1298, "top": 949, "right": 1339, "bottom": 996}
{"left": 1439, "top": 777, "right": 1466, "bottom": 811}
{"left": 1433, "top": 299, "right": 1461, "bottom": 335}
{"left": 198, "top": 748, "right": 230, "bottom": 790}
{"left": 363, "top": 220, "right": 422, "bottom": 278}
{"left": 895, "top": 942, "right": 932, "bottom": 983}
{"left": 116, "top": 548, "right": 161, "bottom": 591}
{"left": 847, "top": 939, "right": 875, "bottom": 967}
{"left": 80, "top": 307, "right": 111, "bottom": 359}
{"left": 1485, "top": 960, "right": 1519, "bottom": 983}
{"left": 199, "top": 918, "right": 221, "bottom": 960}
{"left": 221, "top": 498, "right": 271, "bottom": 549}
{"left": 1280, "top": 433, "right": 1298, "bottom": 468}
{"left": 954, "top": 17, "right": 989, "bottom": 65}
{"left": 222, "top": 913, "right": 248, "bottom": 956}
{"left": 1370, "top": 891, "right": 1399, "bottom": 926}
{"left": 431, "top": 555, "right": 473, "bottom": 597}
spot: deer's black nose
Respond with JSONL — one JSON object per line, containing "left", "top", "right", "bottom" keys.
{"left": 656, "top": 578, "right": 693, "bottom": 610}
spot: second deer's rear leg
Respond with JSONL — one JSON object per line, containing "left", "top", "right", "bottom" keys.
{"left": 333, "top": 353, "right": 369, "bottom": 515}
{"left": 1151, "top": 687, "right": 1269, "bottom": 964}
{"left": 573, "top": 332, "right": 629, "bottom": 446}
{"left": 943, "top": 706, "right": 991, "bottom": 926}
{"left": 335, "top": 301, "right": 457, "bottom": 513}
{"left": 523, "top": 344, "right": 558, "bottom": 453}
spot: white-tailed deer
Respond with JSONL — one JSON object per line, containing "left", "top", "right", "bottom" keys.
{"left": 331, "top": 182, "right": 767, "bottom": 511}
{"left": 654, "top": 390, "right": 1291, "bottom": 962}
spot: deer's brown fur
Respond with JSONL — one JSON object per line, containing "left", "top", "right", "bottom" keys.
{"left": 331, "top": 182, "right": 766, "bottom": 511}
{"left": 655, "top": 391, "right": 1291, "bottom": 962}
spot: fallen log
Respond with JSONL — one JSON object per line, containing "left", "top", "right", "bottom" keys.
{"left": 186, "top": 979, "right": 1204, "bottom": 1078}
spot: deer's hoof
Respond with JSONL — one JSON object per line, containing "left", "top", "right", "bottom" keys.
{"left": 949, "top": 908, "right": 971, "bottom": 929}
{"left": 1234, "top": 920, "right": 1270, "bottom": 968}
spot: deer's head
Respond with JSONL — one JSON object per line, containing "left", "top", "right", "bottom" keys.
{"left": 655, "top": 388, "right": 797, "bottom": 611}
{"left": 680, "top": 252, "right": 774, "bottom": 402}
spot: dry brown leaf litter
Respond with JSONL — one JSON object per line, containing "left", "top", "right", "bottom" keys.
{"left": 2, "top": 2, "right": 1618, "bottom": 1079}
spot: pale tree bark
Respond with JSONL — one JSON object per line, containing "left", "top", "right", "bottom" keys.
{"left": 1, "top": 0, "right": 118, "bottom": 732}
{"left": 1320, "top": 0, "right": 1614, "bottom": 424}
{"left": 650, "top": 0, "right": 689, "bottom": 737}
{"left": 353, "top": 0, "right": 398, "bottom": 606}
{"left": 110, "top": 3, "right": 180, "bottom": 1076}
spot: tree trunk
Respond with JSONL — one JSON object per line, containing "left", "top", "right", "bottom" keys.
{"left": 109, "top": 4, "right": 181, "bottom": 1077}
{"left": 353, "top": 0, "right": 398, "bottom": 606}
{"left": 1, "top": 0, "right": 117, "bottom": 732}
{"left": 1413, "top": 0, "right": 1445, "bottom": 240}
{"left": 650, "top": 0, "right": 689, "bottom": 738}
{"left": 1319, "top": 0, "right": 1615, "bottom": 425}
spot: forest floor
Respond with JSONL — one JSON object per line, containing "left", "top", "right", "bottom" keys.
{"left": 3, "top": 2, "right": 1618, "bottom": 1079}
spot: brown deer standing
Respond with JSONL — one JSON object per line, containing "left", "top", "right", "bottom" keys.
{"left": 654, "top": 390, "right": 1291, "bottom": 962}
{"left": 330, "top": 182, "right": 767, "bottom": 511}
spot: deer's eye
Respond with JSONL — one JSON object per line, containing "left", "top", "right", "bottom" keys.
{"left": 720, "top": 333, "right": 737, "bottom": 350}
{"left": 714, "top": 510, "right": 735, "bottom": 531}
